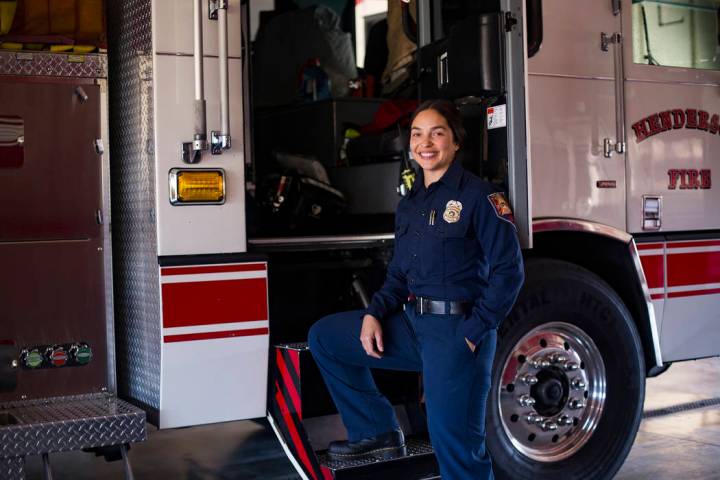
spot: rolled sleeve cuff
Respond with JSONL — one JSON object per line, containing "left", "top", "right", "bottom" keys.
{"left": 365, "top": 302, "right": 386, "bottom": 321}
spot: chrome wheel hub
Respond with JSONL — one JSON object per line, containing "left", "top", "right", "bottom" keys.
{"left": 498, "top": 322, "right": 606, "bottom": 462}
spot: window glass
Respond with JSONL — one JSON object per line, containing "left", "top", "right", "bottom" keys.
{"left": 632, "top": 0, "right": 720, "bottom": 70}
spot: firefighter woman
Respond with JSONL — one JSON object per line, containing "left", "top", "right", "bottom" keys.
{"left": 308, "top": 99, "right": 525, "bottom": 479}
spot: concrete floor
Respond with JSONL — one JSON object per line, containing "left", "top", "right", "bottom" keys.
{"left": 23, "top": 358, "right": 720, "bottom": 479}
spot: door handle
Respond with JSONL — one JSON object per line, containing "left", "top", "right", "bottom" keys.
{"left": 182, "top": 0, "right": 209, "bottom": 163}
{"left": 210, "top": 0, "right": 231, "bottom": 154}
{"left": 601, "top": 32, "right": 626, "bottom": 157}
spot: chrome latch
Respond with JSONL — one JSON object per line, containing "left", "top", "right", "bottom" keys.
{"left": 210, "top": 131, "right": 231, "bottom": 155}
{"left": 603, "top": 138, "right": 615, "bottom": 158}
{"left": 603, "top": 138, "right": 625, "bottom": 158}
{"left": 601, "top": 32, "right": 620, "bottom": 52}
{"left": 642, "top": 196, "right": 662, "bottom": 231}
{"left": 182, "top": 135, "right": 207, "bottom": 164}
{"left": 208, "top": 0, "right": 227, "bottom": 20}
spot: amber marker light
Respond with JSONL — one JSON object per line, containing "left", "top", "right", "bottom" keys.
{"left": 169, "top": 168, "right": 226, "bottom": 205}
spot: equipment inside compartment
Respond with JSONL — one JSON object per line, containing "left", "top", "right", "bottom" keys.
{"left": 247, "top": 0, "right": 509, "bottom": 239}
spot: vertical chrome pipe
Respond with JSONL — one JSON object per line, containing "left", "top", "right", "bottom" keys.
{"left": 613, "top": 33, "right": 626, "bottom": 154}
{"left": 193, "top": 0, "right": 207, "bottom": 140}
{"left": 219, "top": 5, "right": 230, "bottom": 139}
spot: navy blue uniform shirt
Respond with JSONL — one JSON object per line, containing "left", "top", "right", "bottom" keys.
{"left": 366, "top": 160, "right": 525, "bottom": 344}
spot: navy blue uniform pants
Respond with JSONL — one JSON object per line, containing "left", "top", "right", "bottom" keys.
{"left": 308, "top": 306, "right": 496, "bottom": 480}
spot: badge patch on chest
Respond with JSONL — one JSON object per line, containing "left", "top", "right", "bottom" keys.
{"left": 443, "top": 200, "right": 463, "bottom": 223}
{"left": 488, "top": 192, "right": 516, "bottom": 226}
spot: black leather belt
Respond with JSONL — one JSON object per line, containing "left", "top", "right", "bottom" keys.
{"left": 412, "top": 297, "right": 471, "bottom": 315}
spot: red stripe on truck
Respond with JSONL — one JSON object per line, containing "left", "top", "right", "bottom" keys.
{"left": 640, "top": 254, "right": 664, "bottom": 290}
{"left": 667, "top": 251, "right": 720, "bottom": 287}
{"left": 274, "top": 383, "right": 319, "bottom": 479}
{"left": 163, "top": 327, "right": 268, "bottom": 343}
{"left": 162, "top": 278, "right": 268, "bottom": 328}
{"left": 636, "top": 243, "right": 663, "bottom": 250}
{"left": 277, "top": 350, "right": 302, "bottom": 419}
{"left": 161, "top": 263, "right": 266, "bottom": 276}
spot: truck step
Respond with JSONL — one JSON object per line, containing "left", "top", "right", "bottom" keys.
{"left": 270, "top": 343, "right": 433, "bottom": 479}
{"left": 317, "top": 436, "right": 440, "bottom": 479}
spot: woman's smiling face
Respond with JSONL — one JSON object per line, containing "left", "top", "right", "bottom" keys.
{"left": 409, "top": 108, "right": 459, "bottom": 175}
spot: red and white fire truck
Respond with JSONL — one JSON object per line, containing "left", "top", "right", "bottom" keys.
{"left": 1, "top": 0, "right": 719, "bottom": 479}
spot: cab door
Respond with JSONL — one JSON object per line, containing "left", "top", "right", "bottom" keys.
{"left": 528, "top": 0, "right": 626, "bottom": 232}
{"left": 622, "top": 0, "right": 720, "bottom": 361}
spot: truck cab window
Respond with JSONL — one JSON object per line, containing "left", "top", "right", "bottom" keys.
{"left": 632, "top": 0, "right": 720, "bottom": 70}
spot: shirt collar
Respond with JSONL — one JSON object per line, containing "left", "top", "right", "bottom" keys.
{"left": 439, "top": 159, "right": 464, "bottom": 191}
{"left": 409, "top": 160, "right": 464, "bottom": 198}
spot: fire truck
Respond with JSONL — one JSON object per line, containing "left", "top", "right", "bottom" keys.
{"left": 1, "top": 0, "right": 719, "bottom": 479}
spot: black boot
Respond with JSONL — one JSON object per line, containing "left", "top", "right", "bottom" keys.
{"left": 327, "top": 429, "right": 406, "bottom": 460}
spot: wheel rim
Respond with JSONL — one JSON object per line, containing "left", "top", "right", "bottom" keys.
{"left": 498, "top": 322, "right": 606, "bottom": 462}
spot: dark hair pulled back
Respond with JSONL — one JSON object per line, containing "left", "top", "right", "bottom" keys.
{"left": 410, "top": 99, "right": 466, "bottom": 147}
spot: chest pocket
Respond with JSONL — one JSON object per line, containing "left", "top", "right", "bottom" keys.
{"left": 420, "top": 220, "right": 473, "bottom": 280}
{"left": 441, "top": 222, "right": 471, "bottom": 239}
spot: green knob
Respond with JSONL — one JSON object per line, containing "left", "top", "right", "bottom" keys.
{"left": 73, "top": 343, "right": 92, "bottom": 365}
{"left": 24, "top": 349, "right": 44, "bottom": 369}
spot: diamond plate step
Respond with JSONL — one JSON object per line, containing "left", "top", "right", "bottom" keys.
{"left": 0, "top": 393, "right": 146, "bottom": 459}
{"left": 317, "top": 436, "right": 440, "bottom": 480}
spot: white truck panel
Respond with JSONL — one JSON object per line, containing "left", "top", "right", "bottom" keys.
{"left": 661, "top": 293, "right": 720, "bottom": 361}
{"left": 152, "top": 0, "right": 243, "bottom": 58}
{"left": 527, "top": 0, "right": 617, "bottom": 79}
{"left": 528, "top": 0, "right": 625, "bottom": 230}
{"left": 153, "top": 54, "right": 246, "bottom": 256}
{"left": 528, "top": 75, "right": 626, "bottom": 231}
{"left": 160, "top": 332, "right": 269, "bottom": 428}
{"left": 624, "top": 81, "right": 720, "bottom": 233}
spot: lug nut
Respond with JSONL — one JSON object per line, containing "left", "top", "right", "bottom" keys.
{"left": 569, "top": 399, "right": 585, "bottom": 410}
{"left": 530, "top": 357, "right": 550, "bottom": 369}
{"left": 571, "top": 378, "right": 586, "bottom": 390}
{"left": 525, "top": 413, "right": 540, "bottom": 425}
{"left": 518, "top": 394, "right": 536, "bottom": 407}
{"left": 564, "top": 361, "right": 579, "bottom": 371}
{"left": 559, "top": 415, "right": 573, "bottom": 426}
{"left": 551, "top": 354, "right": 567, "bottom": 364}
{"left": 541, "top": 421, "right": 558, "bottom": 432}
{"left": 521, "top": 374, "right": 538, "bottom": 385}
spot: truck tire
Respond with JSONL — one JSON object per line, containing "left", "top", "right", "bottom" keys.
{"left": 487, "top": 258, "right": 645, "bottom": 480}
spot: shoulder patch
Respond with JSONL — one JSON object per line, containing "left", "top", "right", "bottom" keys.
{"left": 487, "top": 192, "right": 516, "bottom": 227}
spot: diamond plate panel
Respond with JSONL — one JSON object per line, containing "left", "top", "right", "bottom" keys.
{"left": 0, "top": 394, "right": 146, "bottom": 458}
{"left": 0, "top": 457, "right": 24, "bottom": 480}
{"left": 0, "top": 51, "right": 107, "bottom": 78}
{"left": 106, "top": 0, "right": 162, "bottom": 412}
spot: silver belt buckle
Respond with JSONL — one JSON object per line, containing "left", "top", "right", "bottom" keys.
{"left": 419, "top": 297, "right": 425, "bottom": 315}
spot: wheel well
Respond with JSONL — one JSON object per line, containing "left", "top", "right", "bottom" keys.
{"left": 527, "top": 230, "right": 658, "bottom": 375}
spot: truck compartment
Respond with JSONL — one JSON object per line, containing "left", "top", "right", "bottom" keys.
{"left": 246, "top": 1, "right": 511, "bottom": 241}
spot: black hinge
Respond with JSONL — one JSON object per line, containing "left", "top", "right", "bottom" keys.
{"left": 612, "top": 0, "right": 621, "bottom": 16}
{"left": 505, "top": 12, "right": 518, "bottom": 32}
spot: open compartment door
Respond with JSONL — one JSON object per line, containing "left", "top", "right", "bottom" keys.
{"left": 502, "top": 0, "right": 532, "bottom": 248}
{"left": 416, "top": 0, "right": 532, "bottom": 248}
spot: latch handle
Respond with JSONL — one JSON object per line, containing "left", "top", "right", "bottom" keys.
{"left": 183, "top": 0, "right": 209, "bottom": 163}
{"left": 210, "top": 0, "right": 231, "bottom": 155}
